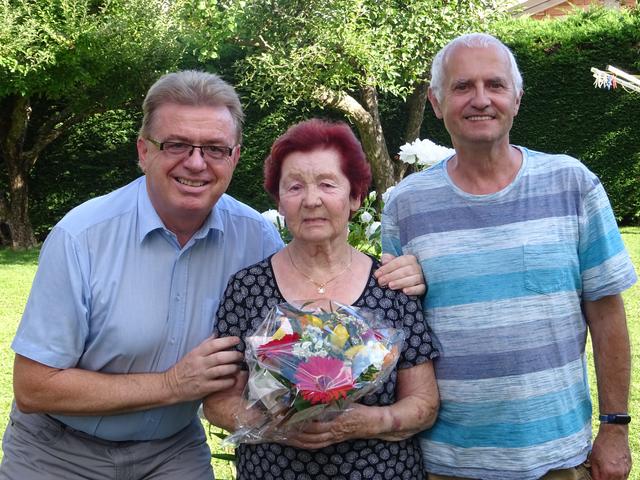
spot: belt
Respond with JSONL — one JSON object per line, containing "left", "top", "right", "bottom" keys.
{"left": 45, "top": 415, "right": 141, "bottom": 447}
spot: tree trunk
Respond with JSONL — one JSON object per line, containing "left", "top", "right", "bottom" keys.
{"left": 357, "top": 85, "right": 397, "bottom": 198}
{"left": 0, "top": 95, "right": 77, "bottom": 248}
{"left": 6, "top": 164, "right": 36, "bottom": 249}
{"left": 398, "top": 80, "right": 430, "bottom": 178}
{"left": 404, "top": 80, "right": 429, "bottom": 143}
{"left": 0, "top": 197, "right": 10, "bottom": 246}
{"left": 0, "top": 95, "right": 37, "bottom": 248}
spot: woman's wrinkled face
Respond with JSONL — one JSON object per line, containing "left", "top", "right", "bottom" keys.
{"left": 278, "top": 148, "right": 360, "bottom": 245}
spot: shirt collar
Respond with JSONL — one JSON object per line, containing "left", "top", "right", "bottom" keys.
{"left": 136, "top": 178, "right": 225, "bottom": 244}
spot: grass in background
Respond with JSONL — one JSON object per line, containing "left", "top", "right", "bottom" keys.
{"left": 0, "top": 249, "right": 39, "bottom": 430}
{"left": 0, "top": 229, "right": 638, "bottom": 479}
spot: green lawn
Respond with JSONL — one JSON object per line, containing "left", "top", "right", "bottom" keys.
{"left": 0, "top": 228, "right": 638, "bottom": 478}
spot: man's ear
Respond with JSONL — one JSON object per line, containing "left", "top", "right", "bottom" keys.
{"left": 136, "top": 137, "right": 148, "bottom": 172}
{"left": 513, "top": 89, "right": 523, "bottom": 117}
{"left": 428, "top": 88, "right": 443, "bottom": 119}
{"left": 230, "top": 144, "right": 241, "bottom": 168}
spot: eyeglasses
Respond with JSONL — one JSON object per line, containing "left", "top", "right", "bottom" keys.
{"left": 146, "top": 138, "right": 236, "bottom": 161}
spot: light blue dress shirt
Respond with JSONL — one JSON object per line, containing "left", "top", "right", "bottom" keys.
{"left": 12, "top": 176, "right": 284, "bottom": 441}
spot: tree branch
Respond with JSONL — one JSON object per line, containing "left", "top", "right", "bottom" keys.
{"left": 312, "top": 86, "right": 373, "bottom": 127}
{"left": 22, "top": 107, "right": 81, "bottom": 171}
{"left": 313, "top": 84, "right": 397, "bottom": 196}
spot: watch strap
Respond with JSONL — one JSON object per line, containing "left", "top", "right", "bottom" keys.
{"left": 599, "top": 413, "right": 631, "bottom": 424}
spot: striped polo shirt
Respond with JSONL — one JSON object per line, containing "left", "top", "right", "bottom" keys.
{"left": 381, "top": 146, "right": 637, "bottom": 480}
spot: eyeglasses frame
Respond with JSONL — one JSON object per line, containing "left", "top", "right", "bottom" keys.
{"left": 146, "top": 138, "right": 236, "bottom": 160}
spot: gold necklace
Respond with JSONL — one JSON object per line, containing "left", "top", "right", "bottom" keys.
{"left": 286, "top": 247, "right": 353, "bottom": 294}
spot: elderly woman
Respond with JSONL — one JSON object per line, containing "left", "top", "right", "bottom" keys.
{"left": 204, "top": 118, "right": 439, "bottom": 480}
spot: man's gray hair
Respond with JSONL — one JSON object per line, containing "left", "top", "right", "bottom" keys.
{"left": 430, "top": 33, "right": 523, "bottom": 103}
{"left": 139, "top": 70, "right": 244, "bottom": 142}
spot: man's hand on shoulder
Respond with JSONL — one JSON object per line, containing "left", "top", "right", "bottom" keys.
{"left": 374, "top": 253, "right": 426, "bottom": 296}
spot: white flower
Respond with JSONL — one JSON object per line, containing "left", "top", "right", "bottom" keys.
{"left": 368, "top": 191, "right": 377, "bottom": 201}
{"left": 360, "top": 211, "right": 373, "bottom": 223}
{"left": 247, "top": 368, "right": 289, "bottom": 409}
{"left": 365, "top": 221, "right": 381, "bottom": 239}
{"left": 261, "top": 209, "right": 284, "bottom": 228}
{"left": 293, "top": 342, "right": 314, "bottom": 359}
{"left": 381, "top": 185, "right": 395, "bottom": 204}
{"left": 398, "top": 138, "right": 454, "bottom": 168}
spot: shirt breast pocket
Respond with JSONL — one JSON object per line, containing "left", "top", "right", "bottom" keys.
{"left": 523, "top": 244, "right": 578, "bottom": 295}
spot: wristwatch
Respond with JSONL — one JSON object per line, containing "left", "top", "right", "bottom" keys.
{"left": 599, "top": 413, "right": 631, "bottom": 424}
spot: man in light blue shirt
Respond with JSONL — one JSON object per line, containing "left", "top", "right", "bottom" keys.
{"left": 1, "top": 70, "right": 424, "bottom": 480}
{"left": 0, "top": 70, "right": 283, "bottom": 479}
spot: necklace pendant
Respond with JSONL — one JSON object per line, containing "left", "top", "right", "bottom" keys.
{"left": 317, "top": 286, "right": 326, "bottom": 294}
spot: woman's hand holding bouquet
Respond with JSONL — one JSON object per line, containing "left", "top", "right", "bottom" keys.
{"left": 224, "top": 300, "right": 405, "bottom": 446}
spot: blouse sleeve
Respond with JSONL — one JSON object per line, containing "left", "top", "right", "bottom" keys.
{"left": 213, "top": 270, "right": 250, "bottom": 355}
{"left": 392, "top": 291, "right": 439, "bottom": 370}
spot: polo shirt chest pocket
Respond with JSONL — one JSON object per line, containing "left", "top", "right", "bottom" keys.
{"left": 523, "top": 244, "right": 579, "bottom": 295}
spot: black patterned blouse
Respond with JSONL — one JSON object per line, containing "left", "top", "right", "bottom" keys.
{"left": 213, "top": 255, "right": 438, "bottom": 480}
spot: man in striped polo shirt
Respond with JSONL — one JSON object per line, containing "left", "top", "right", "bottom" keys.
{"left": 382, "top": 33, "right": 636, "bottom": 480}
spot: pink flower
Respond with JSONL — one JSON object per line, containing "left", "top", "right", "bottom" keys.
{"left": 294, "top": 357, "right": 354, "bottom": 405}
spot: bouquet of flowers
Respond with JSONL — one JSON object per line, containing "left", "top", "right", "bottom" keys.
{"left": 224, "top": 300, "right": 405, "bottom": 445}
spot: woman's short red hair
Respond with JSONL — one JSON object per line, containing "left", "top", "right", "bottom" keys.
{"left": 264, "top": 118, "right": 372, "bottom": 203}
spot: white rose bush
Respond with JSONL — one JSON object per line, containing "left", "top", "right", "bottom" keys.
{"left": 398, "top": 138, "right": 454, "bottom": 168}
{"left": 261, "top": 209, "right": 290, "bottom": 242}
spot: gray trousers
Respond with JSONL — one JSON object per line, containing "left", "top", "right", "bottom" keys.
{"left": 0, "top": 405, "right": 214, "bottom": 480}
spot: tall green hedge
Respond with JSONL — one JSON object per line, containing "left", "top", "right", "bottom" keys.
{"left": 29, "top": 110, "right": 142, "bottom": 240}
{"left": 28, "top": 7, "right": 640, "bottom": 240}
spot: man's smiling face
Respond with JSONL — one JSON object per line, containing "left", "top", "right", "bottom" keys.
{"left": 137, "top": 103, "right": 239, "bottom": 234}
{"left": 429, "top": 44, "right": 522, "bottom": 150}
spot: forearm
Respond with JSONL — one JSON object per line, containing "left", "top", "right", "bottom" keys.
{"left": 583, "top": 294, "right": 632, "bottom": 479}
{"left": 203, "top": 393, "right": 244, "bottom": 432}
{"left": 14, "top": 336, "right": 242, "bottom": 416}
{"left": 370, "top": 362, "right": 439, "bottom": 441}
{"left": 14, "top": 357, "right": 178, "bottom": 415}
{"left": 203, "top": 370, "right": 250, "bottom": 431}
{"left": 584, "top": 294, "right": 631, "bottom": 413}
{"left": 374, "top": 390, "right": 439, "bottom": 441}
